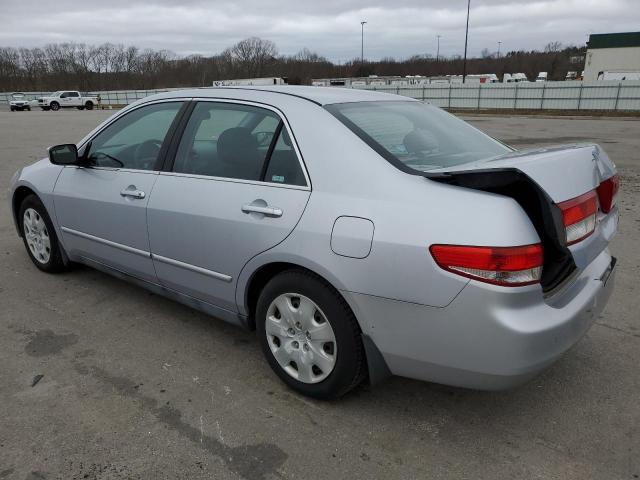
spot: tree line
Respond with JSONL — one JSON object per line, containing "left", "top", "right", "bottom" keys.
{"left": 0, "top": 37, "right": 586, "bottom": 92}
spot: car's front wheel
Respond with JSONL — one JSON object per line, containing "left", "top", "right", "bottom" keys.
{"left": 19, "top": 195, "right": 67, "bottom": 273}
{"left": 50, "top": 101, "right": 60, "bottom": 111}
{"left": 256, "top": 270, "right": 366, "bottom": 399}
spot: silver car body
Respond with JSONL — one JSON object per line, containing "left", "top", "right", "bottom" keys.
{"left": 9, "top": 86, "right": 618, "bottom": 389}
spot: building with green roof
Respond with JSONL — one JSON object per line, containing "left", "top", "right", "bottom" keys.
{"left": 584, "top": 32, "right": 640, "bottom": 81}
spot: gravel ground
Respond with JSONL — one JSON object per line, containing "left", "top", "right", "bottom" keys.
{"left": 0, "top": 107, "right": 638, "bottom": 480}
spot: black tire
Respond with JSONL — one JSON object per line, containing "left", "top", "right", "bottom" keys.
{"left": 256, "top": 269, "right": 366, "bottom": 399}
{"left": 18, "top": 195, "right": 67, "bottom": 273}
{"left": 10, "top": 107, "right": 15, "bottom": 112}
{"left": 85, "top": 101, "right": 94, "bottom": 110}
{"left": 50, "top": 101, "right": 60, "bottom": 111}
{"left": 26, "top": 106, "right": 31, "bottom": 111}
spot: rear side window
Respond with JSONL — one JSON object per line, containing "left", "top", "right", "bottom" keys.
{"left": 326, "top": 101, "right": 511, "bottom": 172}
{"left": 264, "top": 129, "right": 306, "bottom": 186}
{"left": 173, "top": 102, "right": 306, "bottom": 186}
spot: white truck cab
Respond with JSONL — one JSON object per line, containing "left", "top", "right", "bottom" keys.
{"left": 37, "top": 91, "right": 98, "bottom": 111}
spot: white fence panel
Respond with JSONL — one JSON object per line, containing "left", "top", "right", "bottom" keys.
{"left": 355, "top": 80, "right": 640, "bottom": 111}
{"left": 3, "top": 81, "right": 640, "bottom": 111}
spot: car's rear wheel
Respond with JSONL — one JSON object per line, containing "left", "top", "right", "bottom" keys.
{"left": 256, "top": 270, "right": 366, "bottom": 399}
{"left": 50, "top": 102, "right": 60, "bottom": 111}
{"left": 85, "top": 101, "right": 94, "bottom": 110}
{"left": 19, "top": 195, "right": 67, "bottom": 273}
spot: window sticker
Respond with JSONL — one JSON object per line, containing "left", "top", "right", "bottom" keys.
{"left": 271, "top": 175, "right": 285, "bottom": 183}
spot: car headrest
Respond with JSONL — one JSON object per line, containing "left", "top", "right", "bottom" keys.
{"left": 403, "top": 129, "right": 439, "bottom": 153}
{"left": 217, "top": 127, "right": 259, "bottom": 165}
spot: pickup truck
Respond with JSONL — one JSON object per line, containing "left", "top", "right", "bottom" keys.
{"left": 37, "top": 91, "right": 98, "bottom": 111}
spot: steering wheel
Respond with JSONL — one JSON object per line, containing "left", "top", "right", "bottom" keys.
{"left": 134, "top": 139, "right": 163, "bottom": 169}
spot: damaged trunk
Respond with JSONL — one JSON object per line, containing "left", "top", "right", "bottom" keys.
{"left": 426, "top": 144, "right": 618, "bottom": 293}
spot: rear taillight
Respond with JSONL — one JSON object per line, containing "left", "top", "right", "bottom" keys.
{"left": 597, "top": 174, "right": 619, "bottom": 214}
{"left": 558, "top": 191, "right": 598, "bottom": 245}
{"left": 429, "top": 244, "right": 543, "bottom": 287}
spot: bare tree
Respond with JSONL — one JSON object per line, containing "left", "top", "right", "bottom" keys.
{"left": 224, "top": 37, "right": 277, "bottom": 77}
{"left": 544, "top": 41, "right": 563, "bottom": 53}
{"left": 0, "top": 38, "right": 586, "bottom": 92}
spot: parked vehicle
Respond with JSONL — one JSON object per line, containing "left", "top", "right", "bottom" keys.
{"left": 9, "top": 93, "right": 31, "bottom": 111}
{"left": 9, "top": 87, "right": 619, "bottom": 398}
{"left": 213, "top": 77, "right": 288, "bottom": 87}
{"left": 504, "top": 73, "right": 529, "bottom": 83}
{"left": 536, "top": 72, "right": 548, "bottom": 82}
{"left": 37, "top": 91, "right": 98, "bottom": 111}
{"left": 597, "top": 71, "right": 640, "bottom": 81}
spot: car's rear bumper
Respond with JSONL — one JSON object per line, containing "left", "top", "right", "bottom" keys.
{"left": 343, "top": 249, "right": 616, "bottom": 390}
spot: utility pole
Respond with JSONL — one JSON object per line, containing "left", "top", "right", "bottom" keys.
{"left": 497, "top": 41, "right": 502, "bottom": 58}
{"left": 361, "top": 21, "right": 367, "bottom": 64}
{"left": 436, "top": 35, "right": 442, "bottom": 62}
{"left": 462, "top": 0, "right": 471, "bottom": 83}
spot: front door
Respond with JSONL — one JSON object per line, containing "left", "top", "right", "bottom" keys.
{"left": 147, "top": 100, "right": 311, "bottom": 312}
{"left": 54, "top": 101, "right": 184, "bottom": 282}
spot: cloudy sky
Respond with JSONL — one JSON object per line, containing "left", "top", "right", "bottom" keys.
{"left": 1, "top": 0, "right": 639, "bottom": 61}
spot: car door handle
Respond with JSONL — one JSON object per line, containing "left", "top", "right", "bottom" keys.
{"left": 241, "top": 204, "right": 283, "bottom": 217}
{"left": 120, "top": 188, "right": 146, "bottom": 199}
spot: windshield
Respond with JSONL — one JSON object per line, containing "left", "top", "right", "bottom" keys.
{"left": 49, "top": 91, "right": 62, "bottom": 97}
{"left": 12, "top": 94, "right": 25, "bottom": 99}
{"left": 326, "top": 101, "right": 511, "bottom": 172}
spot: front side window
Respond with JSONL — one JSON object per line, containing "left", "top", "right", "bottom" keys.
{"left": 326, "top": 101, "right": 511, "bottom": 172}
{"left": 85, "top": 102, "right": 182, "bottom": 171}
{"left": 173, "top": 102, "right": 306, "bottom": 185}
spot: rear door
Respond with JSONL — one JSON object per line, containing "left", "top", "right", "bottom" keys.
{"left": 54, "top": 101, "right": 185, "bottom": 282}
{"left": 147, "top": 100, "right": 310, "bottom": 312}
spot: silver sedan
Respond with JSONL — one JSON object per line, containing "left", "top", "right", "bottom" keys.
{"left": 9, "top": 86, "right": 619, "bottom": 398}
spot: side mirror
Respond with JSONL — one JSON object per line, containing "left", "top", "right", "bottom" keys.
{"left": 48, "top": 144, "right": 79, "bottom": 165}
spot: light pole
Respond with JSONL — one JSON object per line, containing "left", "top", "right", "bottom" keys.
{"left": 361, "top": 21, "right": 367, "bottom": 64}
{"left": 462, "top": 0, "right": 471, "bottom": 83}
{"left": 497, "top": 41, "right": 502, "bottom": 58}
{"left": 436, "top": 35, "right": 442, "bottom": 62}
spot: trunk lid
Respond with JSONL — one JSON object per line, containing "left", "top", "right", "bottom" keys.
{"left": 449, "top": 143, "right": 616, "bottom": 203}
{"left": 429, "top": 143, "right": 619, "bottom": 292}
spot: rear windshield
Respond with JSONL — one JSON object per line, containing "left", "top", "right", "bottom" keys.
{"left": 326, "top": 101, "right": 511, "bottom": 172}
